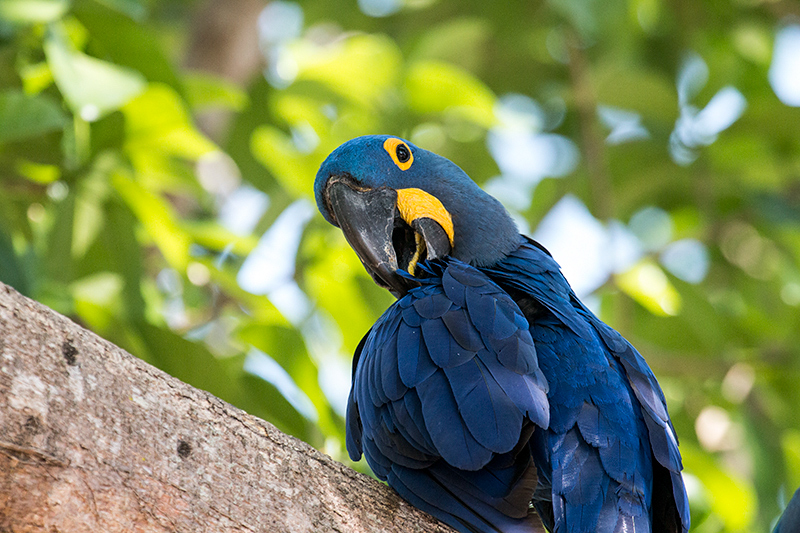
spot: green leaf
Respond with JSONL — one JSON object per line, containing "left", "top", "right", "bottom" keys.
{"left": 0, "top": 90, "right": 67, "bottom": 143}
{"left": 411, "top": 18, "right": 492, "bottom": 72}
{"left": 19, "top": 62, "right": 55, "bottom": 95}
{"left": 250, "top": 125, "right": 321, "bottom": 198}
{"left": 73, "top": 199, "right": 146, "bottom": 321}
{"left": 594, "top": 62, "right": 677, "bottom": 124}
{"left": 0, "top": 0, "right": 69, "bottom": 24}
{"left": 182, "top": 220, "right": 258, "bottom": 256}
{"left": 271, "top": 91, "right": 332, "bottom": 134}
{"left": 73, "top": 1, "right": 179, "bottom": 90}
{"left": 625, "top": 279, "right": 732, "bottom": 355}
{"left": 302, "top": 230, "right": 389, "bottom": 351}
{"left": 707, "top": 134, "right": 783, "bottom": 190}
{"left": 71, "top": 271, "right": 123, "bottom": 310}
{"left": 44, "top": 28, "right": 146, "bottom": 121}
{"left": 104, "top": 202, "right": 146, "bottom": 319}
{"left": 45, "top": 190, "right": 76, "bottom": 284}
{"left": 111, "top": 170, "right": 191, "bottom": 270}
{"left": 615, "top": 259, "right": 682, "bottom": 317}
{"left": 0, "top": 228, "right": 29, "bottom": 295}
{"left": 293, "top": 34, "right": 403, "bottom": 108}
{"left": 223, "top": 76, "right": 276, "bottom": 191}
{"left": 404, "top": 60, "right": 496, "bottom": 128}
{"left": 14, "top": 160, "right": 61, "bottom": 183}
{"left": 782, "top": 429, "right": 800, "bottom": 493}
{"left": 72, "top": 155, "right": 113, "bottom": 258}
{"left": 122, "top": 83, "right": 216, "bottom": 159}
{"left": 238, "top": 371, "right": 312, "bottom": 442}
{"left": 93, "top": 0, "right": 146, "bottom": 20}
{"left": 548, "top": 0, "right": 611, "bottom": 38}
{"left": 683, "top": 445, "right": 757, "bottom": 530}
{"left": 238, "top": 323, "right": 342, "bottom": 439}
{"left": 210, "top": 268, "right": 287, "bottom": 326}
{"left": 184, "top": 72, "right": 248, "bottom": 112}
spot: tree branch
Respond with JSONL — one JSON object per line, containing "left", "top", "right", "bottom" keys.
{"left": 566, "top": 30, "right": 614, "bottom": 220}
{"left": 0, "top": 282, "right": 459, "bottom": 533}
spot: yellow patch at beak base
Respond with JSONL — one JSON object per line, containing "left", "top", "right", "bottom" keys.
{"left": 395, "top": 188, "right": 455, "bottom": 246}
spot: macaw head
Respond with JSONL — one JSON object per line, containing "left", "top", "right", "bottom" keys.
{"left": 314, "top": 135, "right": 519, "bottom": 296}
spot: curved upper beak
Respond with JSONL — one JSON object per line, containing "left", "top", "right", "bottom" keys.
{"left": 324, "top": 176, "right": 452, "bottom": 297}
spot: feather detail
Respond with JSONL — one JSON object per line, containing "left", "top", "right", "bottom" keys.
{"left": 345, "top": 257, "right": 549, "bottom": 530}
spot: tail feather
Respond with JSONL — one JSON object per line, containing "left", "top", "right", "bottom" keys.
{"left": 389, "top": 464, "right": 542, "bottom": 533}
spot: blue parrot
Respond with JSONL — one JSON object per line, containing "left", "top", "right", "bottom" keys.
{"left": 314, "top": 135, "right": 690, "bottom": 533}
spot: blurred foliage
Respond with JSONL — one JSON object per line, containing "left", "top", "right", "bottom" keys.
{"left": 2, "top": 0, "right": 800, "bottom": 531}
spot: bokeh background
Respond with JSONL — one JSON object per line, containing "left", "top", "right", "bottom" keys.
{"left": 2, "top": 0, "right": 800, "bottom": 530}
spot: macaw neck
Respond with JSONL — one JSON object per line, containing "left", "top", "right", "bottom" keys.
{"left": 448, "top": 199, "right": 521, "bottom": 267}
{"left": 407, "top": 150, "right": 521, "bottom": 268}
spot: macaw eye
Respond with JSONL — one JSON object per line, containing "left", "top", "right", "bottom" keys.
{"left": 396, "top": 144, "right": 410, "bottom": 163}
{"left": 383, "top": 138, "right": 414, "bottom": 171}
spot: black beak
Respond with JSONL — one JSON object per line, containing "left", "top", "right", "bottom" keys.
{"left": 325, "top": 177, "right": 418, "bottom": 296}
{"left": 411, "top": 217, "right": 451, "bottom": 262}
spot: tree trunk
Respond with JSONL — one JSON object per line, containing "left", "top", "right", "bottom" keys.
{"left": 0, "top": 282, "right": 463, "bottom": 532}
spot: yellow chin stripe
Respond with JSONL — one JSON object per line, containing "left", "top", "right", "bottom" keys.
{"left": 407, "top": 233, "right": 425, "bottom": 276}
{"left": 395, "top": 188, "right": 455, "bottom": 246}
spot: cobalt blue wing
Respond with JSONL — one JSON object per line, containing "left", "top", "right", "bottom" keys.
{"left": 528, "top": 313, "right": 654, "bottom": 533}
{"left": 485, "top": 236, "right": 689, "bottom": 533}
{"left": 345, "top": 258, "right": 549, "bottom": 533}
{"left": 586, "top": 311, "right": 690, "bottom": 532}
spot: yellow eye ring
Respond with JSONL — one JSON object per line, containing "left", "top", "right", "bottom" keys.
{"left": 383, "top": 138, "right": 414, "bottom": 171}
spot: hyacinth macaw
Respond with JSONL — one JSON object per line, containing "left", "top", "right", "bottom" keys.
{"left": 314, "top": 135, "right": 690, "bottom": 533}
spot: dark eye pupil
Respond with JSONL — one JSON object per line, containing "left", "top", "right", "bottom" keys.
{"left": 396, "top": 144, "right": 410, "bottom": 163}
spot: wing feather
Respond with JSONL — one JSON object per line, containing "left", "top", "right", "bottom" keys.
{"left": 488, "top": 238, "right": 689, "bottom": 532}
{"left": 345, "top": 258, "right": 549, "bottom": 532}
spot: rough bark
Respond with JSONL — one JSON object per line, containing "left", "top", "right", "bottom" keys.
{"left": 0, "top": 282, "right": 462, "bottom": 533}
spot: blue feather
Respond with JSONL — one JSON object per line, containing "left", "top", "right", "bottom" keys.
{"left": 422, "top": 317, "right": 461, "bottom": 367}
{"left": 413, "top": 292, "right": 453, "bottom": 318}
{"left": 363, "top": 435, "right": 391, "bottom": 478}
{"left": 491, "top": 297, "right": 521, "bottom": 340}
{"left": 443, "top": 307, "right": 486, "bottom": 351}
{"left": 389, "top": 398, "right": 436, "bottom": 455}
{"left": 444, "top": 357, "right": 523, "bottom": 453}
{"left": 465, "top": 287, "right": 498, "bottom": 332}
{"left": 396, "top": 321, "right": 437, "bottom": 388}
{"left": 390, "top": 465, "right": 542, "bottom": 533}
{"left": 402, "top": 304, "right": 424, "bottom": 327}
{"left": 345, "top": 393, "right": 362, "bottom": 460}
{"left": 379, "top": 330, "right": 407, "bottom": 401}
{"left": 343, "top": 258, "right": 552, "bottom": 530}
{"left": 476, "top": 349, "right": 549, "bottom": 428}
{"left": 402, "top": 390, "right": 437, "bottom": 452}
{"left": 417, "top": 367, "right": 494, "bottom": 470}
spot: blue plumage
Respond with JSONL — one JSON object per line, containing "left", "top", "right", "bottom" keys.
{"left": 350, "top": 261, "right": 549, "bottom": 475}
{"left": 316, "top": 135, "right": 690, "bottom": 533}
{"left": 775, "top": 486, "right": 800, "bottom": 533}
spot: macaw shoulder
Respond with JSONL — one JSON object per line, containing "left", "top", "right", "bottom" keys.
{"left": 346, "top": 258, "right": 550, "bottom": 473}
{"left": 486, "top": 238, "right": 691, "bottom": 531}
{"left": 482, "top": 237, "right": 595, "bottom": 340}
{"left": 491, "top": 238, "right": 683, "bottom": 459}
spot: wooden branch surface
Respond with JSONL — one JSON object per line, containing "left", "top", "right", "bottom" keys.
{"left": 0, "top": 282, "right": 459, "bottom": 532}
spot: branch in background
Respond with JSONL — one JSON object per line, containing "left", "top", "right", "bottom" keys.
{"left": 0, "top": 282, "right": 455, "bottom": 533}
{"left": 184, "top": 0, "right": 266, "bottom": 140}
{"left": 566, "top": 30, "right": 614, "bottom": 220}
